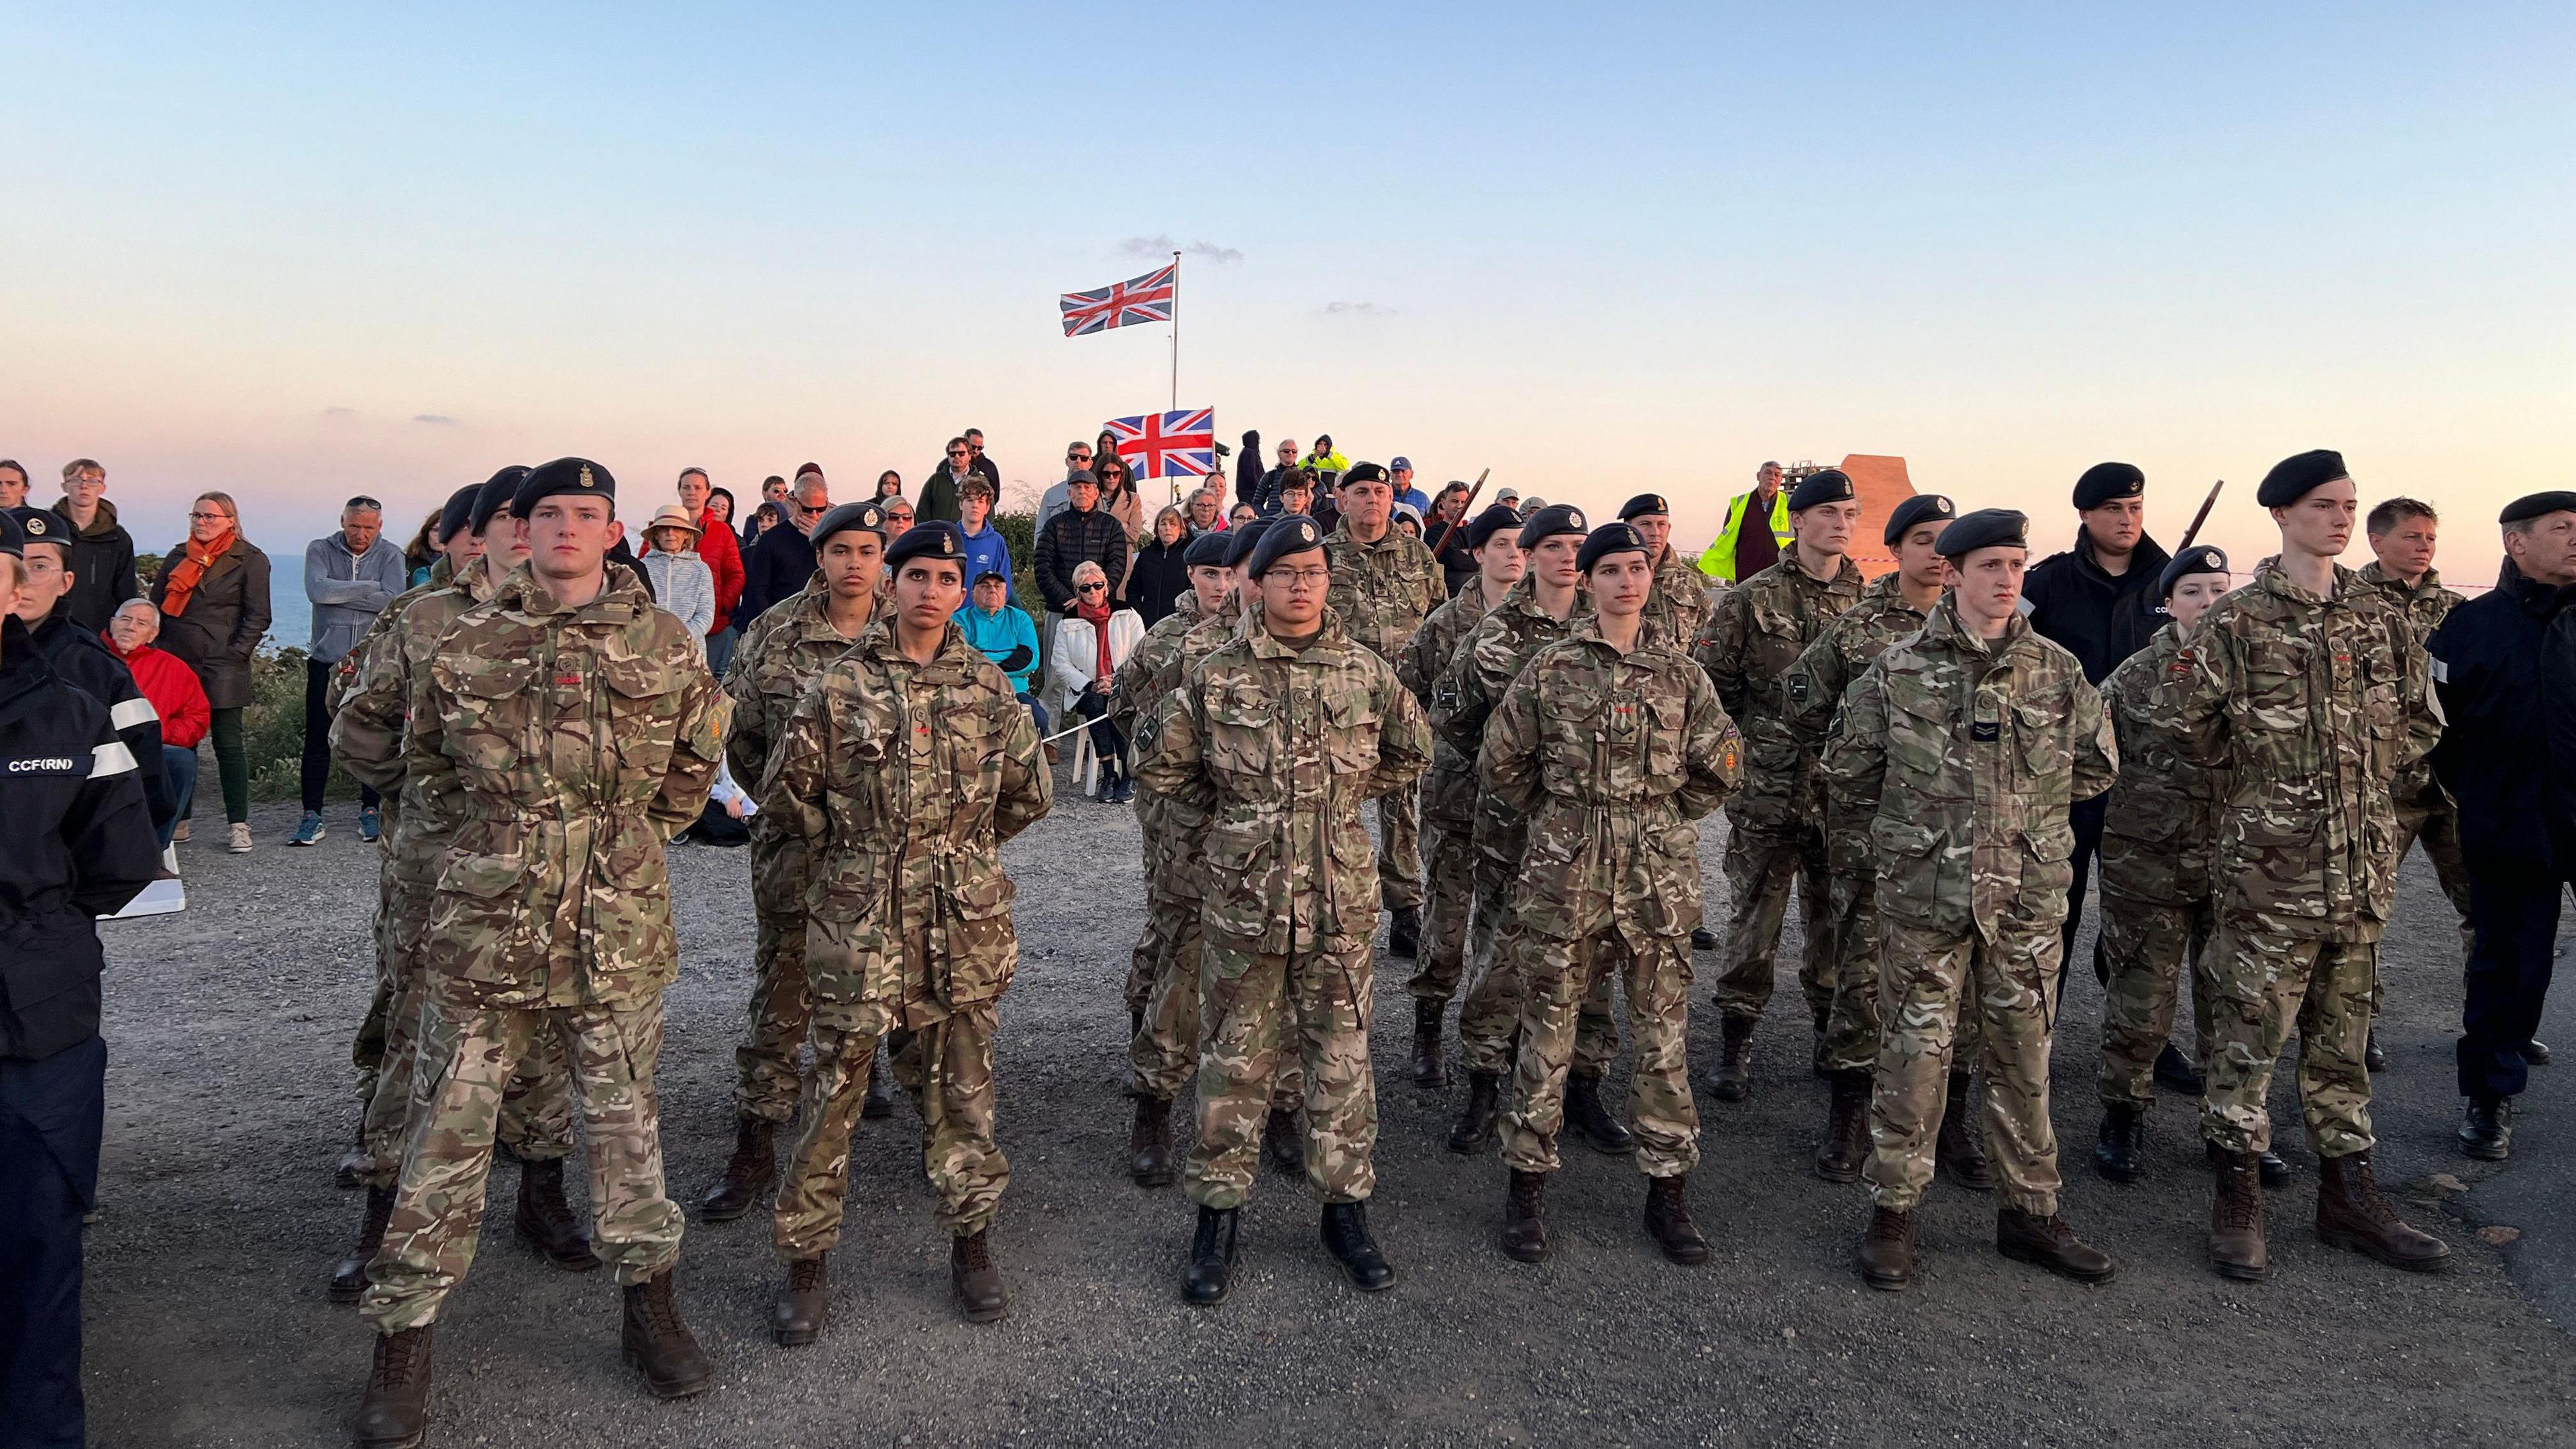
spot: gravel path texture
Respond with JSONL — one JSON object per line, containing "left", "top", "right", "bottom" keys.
{"left": 85, "top": 787, "right": 2575, "bottom": 1447}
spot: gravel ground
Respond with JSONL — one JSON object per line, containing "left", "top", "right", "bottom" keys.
{"left": 85, "top": 786, "right": 2575, "bottom": 1447}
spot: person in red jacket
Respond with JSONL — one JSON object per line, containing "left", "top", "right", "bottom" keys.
{"left": 105, "top": 597, "right": 209, "bottom": 847}
{"left": 678, "top": 468, "right": 747, "bottom": 674}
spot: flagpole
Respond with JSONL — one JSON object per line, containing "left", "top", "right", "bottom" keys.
{"left": 1169, "top": 250, "right": 1182, "bottom": 507}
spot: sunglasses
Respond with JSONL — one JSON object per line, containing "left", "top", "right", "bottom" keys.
{"left": 1068, "top": 451, "right": 1092, "bottom": 461}
{"left": 1078, "top": 581, "right": 1107, "bottom": 592}
{"left": 947, "top": 449, "right": 970, "bottom": 458}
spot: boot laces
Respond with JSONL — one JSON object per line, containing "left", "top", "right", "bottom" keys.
{"left": 788, "top": 1256, "right": 827, "bottom": 1291}
{"left": 2216, "top": 1163, "right": 2261, "bottom": 1232}
{"left": 955, "top": 1232, "right": 993, "bottom": 1271}
{"left": 2341, "top": 1156, "right": 2400, "bottom": 1226}
{"left": 1867, "top": 1209, "right": 1910, "bottom": 1244}
{"left": 634, "top": 1273, "right": 686, "bottom": 1336}
{"left": 376, "top": 1328, "right": 428, "bottom": 1385}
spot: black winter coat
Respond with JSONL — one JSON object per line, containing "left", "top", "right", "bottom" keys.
{"left": 2021, "top": 530, "right": 2173, "bottom": 684}
{"left": 2428, "top": 562, "right": 2576, "bottom": 881}
{"left": 1034, "top": 506, "right": 1128, "bottom": 614}
{"left": 147, "top": 535, "right": 271, "bottom": 710}
{"left": 738, "top": 521, "right": 818, "bottom": 623}
{"left": 1124, "top": 538, "right": 1191, "bottom": 627}
{"left": 52, "top": 498, "right": 140, "bottom": 635}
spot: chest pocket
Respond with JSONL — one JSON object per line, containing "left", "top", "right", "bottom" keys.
{"left": 2015, "top": 700, "right": 2069, "bottom": 780}
{"left": 943, "top": 700, "right": 1010, "bottom": 812}
{"left": 2359, "top": 645, "right": 2404, "bottom": 741}
{"left": 1324, "top": 684, "right": 1382, "bottom": 774}
{"left": 1884, "top": 683, "right": 1950, "bottom": 784}
{"left": 1748, "top": 604, "right": 1806, "bottom": 686}
{"left": 2242, "top": 635, "right": 2313, "bottom": 736}
{"left": 1203, "top": 686, "right": 1275, "bottom": 777}
{"left": 436, "top": 657, "right": 534, "bottom": 774}
{"left": 600, "top": 655, "right": 678, "bottom": 781}
{"left": 1644, "top": 692, "right": 1688, "bottom": 780}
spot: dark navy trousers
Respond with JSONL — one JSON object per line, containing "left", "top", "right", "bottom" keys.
{"left": 1, "top": 1034, "right": 105, "bottom": 1449}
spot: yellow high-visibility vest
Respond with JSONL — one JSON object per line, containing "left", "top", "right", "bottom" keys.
{"left": 1696, "top": 490, "right": 1792, "bottom": 582}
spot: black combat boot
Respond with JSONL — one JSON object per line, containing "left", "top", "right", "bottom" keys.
{"left": 354, "top": 1325, "right": 434, "bottom": 1449}
{"left": 1815, "top": 1071, "right": 1870, "bottom": 1184}
{"left": 1388, "top": 905, "right": 1421, "bottom": 959}
{"left": 331, "top": 1185, "right": 396, "bottom": 1304}
{"left": 1409, "top": 998, "right": 1447, "bottom": 1088}
{"left": 2208, "top": 1150, "right": 2269, "bottom": 1281}
{"left": 1185, "top": 1205, "right": 1239, "bottom": 1304}
{"left": 1935, "top": 1072, "right": 1994, "bottom": 1190}
{"left": 2093, "top": 1105, "right": 2146, "bottom": 1184}
{"left": 1811, "top": 1002, "right": 1831, "bottom": 1077}
{"left": 515, "top": 1157, "right": 600, "bottom": 1271}
{"left": 2316, "top": 1152, "right": 2451, "bottom": 1273}
{"left": 1997, "top": 1208, "right": 2116, "bottom": 1284}
{"left": 1130, "top": 1095, "right": 1175, "bottom": 1187}
{"left": 1644, "top": 1175, "right": 1711, "bottom": 1266}
{"left": 698, "top": 1114, "right": 774, "bottom": 1222}
{"left": 951, "top": 1229, "right": 1009, "bottom": 1322}
{"left": 2258, "top": 1149, "right": 2291, "bottom": 1187}
{"left": 773, "top": 1254, "right": 828, "bottom": 1346}
{"left": 1321, "top": 1201, "right": 1396, "bottom": 1291}
{"left": 1261, "top": 1107, "right": 1305, "bottom": 1177}
{"left": 337, "top": 1126, "right": 370, "bottom": 1191}
{"left": 621, "top": 1267, "right": 715, "bottom": 1399}
{"left": 1709, "top": 1016, "right": 1755, "bottom": 1102}
{"left": 861, "top": 1061, "right": 896, "bottom": 1120}
{"left": 2524, "top": 1038, "right": 2553, "bottom": 1065}
{"left": 1499, "top": 1169, "right": 1548, "bottom": 1263}
{"left": 2459, "top": 1095, "right": 2512, "bottom": 1161}
{"left": 1857, "top": 1207, "right": 1916, "bottom": 1291}
{"left": 1690, "top": 925, "right": 1719, "bottom": 952}
{"left": 1448, "top": 1070, "right": 1502, "bottom": 1155}
{"left": 2363, "top": 1027, "right": 2387, "bottom": 1073}
{"left": 2153, "top": 1042, "right": 2205, "bottom": 1095}
{"left": 1564, "top": 1071, "right": 1635, "bottom": 1155}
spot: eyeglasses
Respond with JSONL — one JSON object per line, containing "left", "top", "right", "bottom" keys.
{"left": 1067, "top": 451, "right": 1091, "bottom": 462}
{"left": 795, "top": 502, "right": 827, "bottom": 517}
{"left": 189, "top": 509, "right": 229, "bottom": 521}
{"left": 888, "top": 510, "right": 915, "bottom": 523}
{"left": 1270, "top": 568, "right": 1331, "bottom": 588}
{"left": 947, "top": 449, "right": 970, "bottom": 458}
{"left": 1078, "top": 581, "right": 1107, "bottom": 593}
{"left": 345, "top": 495, "right": 382, "bottom": 511}
{"left": 967, "top": 442, "right": 983, "bottom": 453}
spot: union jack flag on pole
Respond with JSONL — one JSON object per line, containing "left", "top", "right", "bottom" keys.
{"left": 1104, "top": 409, "right": 1217, "bottom": 480}
{"left": 1059, "top": 264, "right": 1177, "bottom": 337}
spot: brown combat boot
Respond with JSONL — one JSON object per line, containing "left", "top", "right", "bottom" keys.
{"left": 354, "top": 1325, "right": 433, "bottom": 1448}
{"left": 2208, "top": 1150, "right": 2270, "bottom": 1281}
{"left": 2316, "top": 1152, "right": 2451, "bottom": 1272}
{"left": 1936, "top": 1071, "right": 1995, "bottom": 1190}
{"left": 331, "top": 1185, "right": 396, "bottom": 1304}
{"left": 621, "top": 1266, "right": 714, "bottom": 1398}
{"left": 1565, "top": 1070, "right": 1635, "bottom": 1155}
{"left": 1499, "top": 1169, "right": 1548, "bottom": 1263}
{"left": 1409, "top": 998, "right": 1447, "bottom": 1088}
{"left": 952, "top": 1228, "right": 1009, "bottom": 1322}
{"left": 697, "top": 1114, "right": 773, "bottom": 1223}
{"left": 1644, "top": 1174, "right": 1711, "bottom": 1266}
{"left": 1261, "top": 1107, "right": 1305, "bottom": 1177}
{"left": 1996, "top": 1208, "right": 2116, "bottom": 1284}
{"left": 1711, "top": 1016, "right": 1756, "bottom": 1102}
{"left": 773, "top": 1254, "right": 829, "bottom": 1346}
{"left": 1448, "top": 1070, "right": 1502, "bottom": 1154}
{"left": 1129, "top": 1095, "right": 1175, "bottom": 1187}
{"left": 515, "top": 1158, "right": 600, "bottom": 1271}
{"left": 1815, "top": 1071, "right": 1871, "bottom": 1184}
{"left": 1857, "top": 1206, "right": 1915, "bottom": 1290}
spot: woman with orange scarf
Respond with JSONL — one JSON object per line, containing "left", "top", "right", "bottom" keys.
{"left": 149, "top": 491, "right": 272, "bottom": 853}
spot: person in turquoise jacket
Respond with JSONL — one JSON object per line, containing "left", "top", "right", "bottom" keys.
{"left": 956, "top": 570, "right": 1046, "bottom": 731}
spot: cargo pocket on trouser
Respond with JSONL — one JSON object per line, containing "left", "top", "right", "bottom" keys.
{"left": 939, "top": 867, "right": 1020, "bottom": 1010}
{"left": 1870, "top": 819, "right": 1945, "bottom": 923}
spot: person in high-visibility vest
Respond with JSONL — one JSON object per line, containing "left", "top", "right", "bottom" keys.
{"left": 1697, "top": 462, "right": 1794, "bottom": 584}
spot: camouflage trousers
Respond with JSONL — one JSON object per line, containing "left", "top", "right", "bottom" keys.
{"left": 1866, "top": 918, "right": 2064, "bottom": 1217}
{"left": 1126, "top": 791, "right": 1176, "bottom": 1018}
{"left": 1816, "top": 873, "right": 1980, "bottom": 1077}
{"left": 1407, "top": 798, "right": 1476, "bottom": 1004}
{"left": 362, "top": 1001, "right": 681, "bottom": 1332}
{"left": 1456, "top": 848, "right": 1617, "bottom": 1076}
{"left": 1501, "top": 924, "right": 1699, "bottom": 1178}
{"left": 1131, "top": 894, "right": 1303, "bottom": 1108}
{"left": 735, "top": 835, "right": 812, "bottom": 1124}
{"left": 1710, "top": 815, "right": 1835, "bottom": 1026}
{"left": 775, "top": 1001, "right": 1006, "bottom": 1253}
{"left": 2096, "top": 889, "right": 2216, "bottom": 1110}
{"left": 2383, "top": 793, "right": 2473, "bottom": 1011}
{"left": 1377, "top": 782, "right": 1424, "bottom": 912}
{"left": 2201, "top": 922, "right": 2375, "bottom": 1159}
{"left": 1185, "top": 932, "right": 1377, "bottom": 1210}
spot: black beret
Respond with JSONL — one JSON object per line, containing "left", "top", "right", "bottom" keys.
{"left": 885, "top": 520, "right": 967, "bottom": 571}
{"left": 1882, "top": 493, "right": 1955, "bottom": 545}
{"left": 1577, "top": 523, "right": 1650, "bottom": 572}
{"left": 6, "top": 505, "right": 63, "bottom": 553}
{"left": 2072, "top": 462, "right": 2145, "bottom": 510}
{"left": 0, "top": 508, "right": 21, "bottom": 557}
{"left": 1935, "top": 508, "right": 2029, "bottom": 559}
{"left": 1248, "top": 514, "right": 1328, "bottom": 579}
{"left": 1183, "top": 531, "right": 1232, "bottom": 568}
{"left": 435, "top": 484, "right": 483, "bottom": 544}
{"left": 1338, "top": 462, "right": 1388, "bottom": 489}
{"left": 2157, "top": 545, "right": 2231, "bottom": 600}
{"left": 1466, "top": 504, "right": 1524, "bottom": 551}
{"left": 470, "top": 466, "right": 530, "bottom": 533}
{"left": 2500, "top": 491, "right": 2576, "bottom": 526}
{"left": 1786, "top": 469, "right": 1856, "bottom": 512}
{"left": 2256, "top": 449, "right": 2349, "bottom": 508}
{"left": 810, "top": 501, "right": 887, "bottom": 547}
{"left": 1516, "top": 503, "right": 1588, "bottom": 549}
{"left": 1618, "top": 493, "right": 1671, "bottom": 521}
{"left": 1224, "top": 518, "right": 1275, "bottom": 569}
{"left": 511, "top": 457, "right": 614, "bottom": 519}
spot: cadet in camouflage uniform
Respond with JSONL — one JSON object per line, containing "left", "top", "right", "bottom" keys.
{"left": 2173, "top": 452, "right": 2450, "bottom": 1282}
{"left": 1823, "top": 508, "right": 2121, "bottom": 1292}
{"left": 763, "top": 522, "right": 1051, "bottom": 1336}
{"left": 1620, "top": 492, "right": 1715, "bottom": 684}
{"left": 1324, "top": 463, "right": 1446, "bottom": 955}
{"left": 2091, "top": 545, "right": 2232, "bottom": 1185}
{"left": 1436, "top": 506, "right": 1624, "bottom": 1157}
{"left": 1394, "top": 504, "right": 1526, "bottom": 1087}
{"left": 1136, "top": 516, "right": 1431, "bottom": 1305}
{"left": 327, "top": 470, "right": 593, "bottom": 1307}
{"left": 356, "top": 460, "right": 729, "bottom": 1444}
{"left": 1695, "top": 468, "right": 1866, "bottom": 1101}
{"left": 1488, "top": 523, "right": 1743, "bottom": 1265}
{"left": 1782, "top": 494, "right": 1987, "bottom": 1186}
{"left": 696, "top": 501, "right": 890, "bottom": 1224}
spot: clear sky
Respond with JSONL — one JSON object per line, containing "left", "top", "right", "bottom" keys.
{"left": 5, "top": 4, "right": 2569, "bottom": 584}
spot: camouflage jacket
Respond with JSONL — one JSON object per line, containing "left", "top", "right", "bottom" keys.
{"left": 330, "top": 555, "right": 498, "bottom": 881}
{"left": 726, "top": 579, "right": 870, "bottom": 913}
{"left": 1324, "top": 520, "right": 1445, "bottom": 665}
{"left": 1781, "top": 570, "right": 1933, "bottom": 871}
{"left": 2359, "top": 561, "right": 2463, "bottom": 808}
{"left": 407, "top": 566, "right": 729, "bottom": 1009}
{"left": 1644, "top": 546, "right": 1715, "bottom": 649}
{"left": 1397, "top": 578, "right": 1498, "bottom": 827}
{"left": 759, "top": 621, "right": 1050, "bottom": 1020}
{"left": 1432, "top": 578, "right": 1587, "bottom": 867}
{"left": 327, "top": 553, "right": 455, "bottom": 718}
{"left": 2171, "top": 559, "right": 2441, "bottom": 941}
{"left": 1820, "top": 602, "right": 2117, "bottom": 941}
{"left": 2096, "top": 623, "right": 2222, "bottom": 906}
{"left": 1134, "top": 602, "right": 1431, "bottom": 955}
{"left": 1110, "top": 590, "right": 1204, "bottom": 874}
{"left": 1130, "top": 594, "right": 1255, "bottom": 904}
{"left": 1694, "top": 553, "right": 1864, "bottom": 826}
{"left": 1483, "top": 620, "right": 1743, "bottom": 942}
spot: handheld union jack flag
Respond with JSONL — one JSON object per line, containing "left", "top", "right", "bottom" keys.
{"left": 1059, "top": 264, "right": 1177, "bottom": 337}
{"left": 1105, "top": 409, "right": 1217, "bottom": 480}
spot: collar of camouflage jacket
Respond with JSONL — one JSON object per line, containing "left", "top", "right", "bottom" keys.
{"left": 2358, "top": 559, "right": 2443, "bottom": 599}
{"left": 1570, "top": 612, "right": 1678, "bottom": 655}
{"left": 2251, "top": 556, "right": 2361, "bottom": 608}
{"left": 855, "top": 617, "right": 981, "bottom": 680}
{"left": 1926, "top": 597, "right": 2033, "bottom": 659}
{"left": 1499, "top": 572, "right": 1589, "bottom": 624}
{"left": 1240, "top": 600, "right": 1350, "bottom": 659}
{"left": 494, "top": 560, "right": 651, "bottom": 623}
